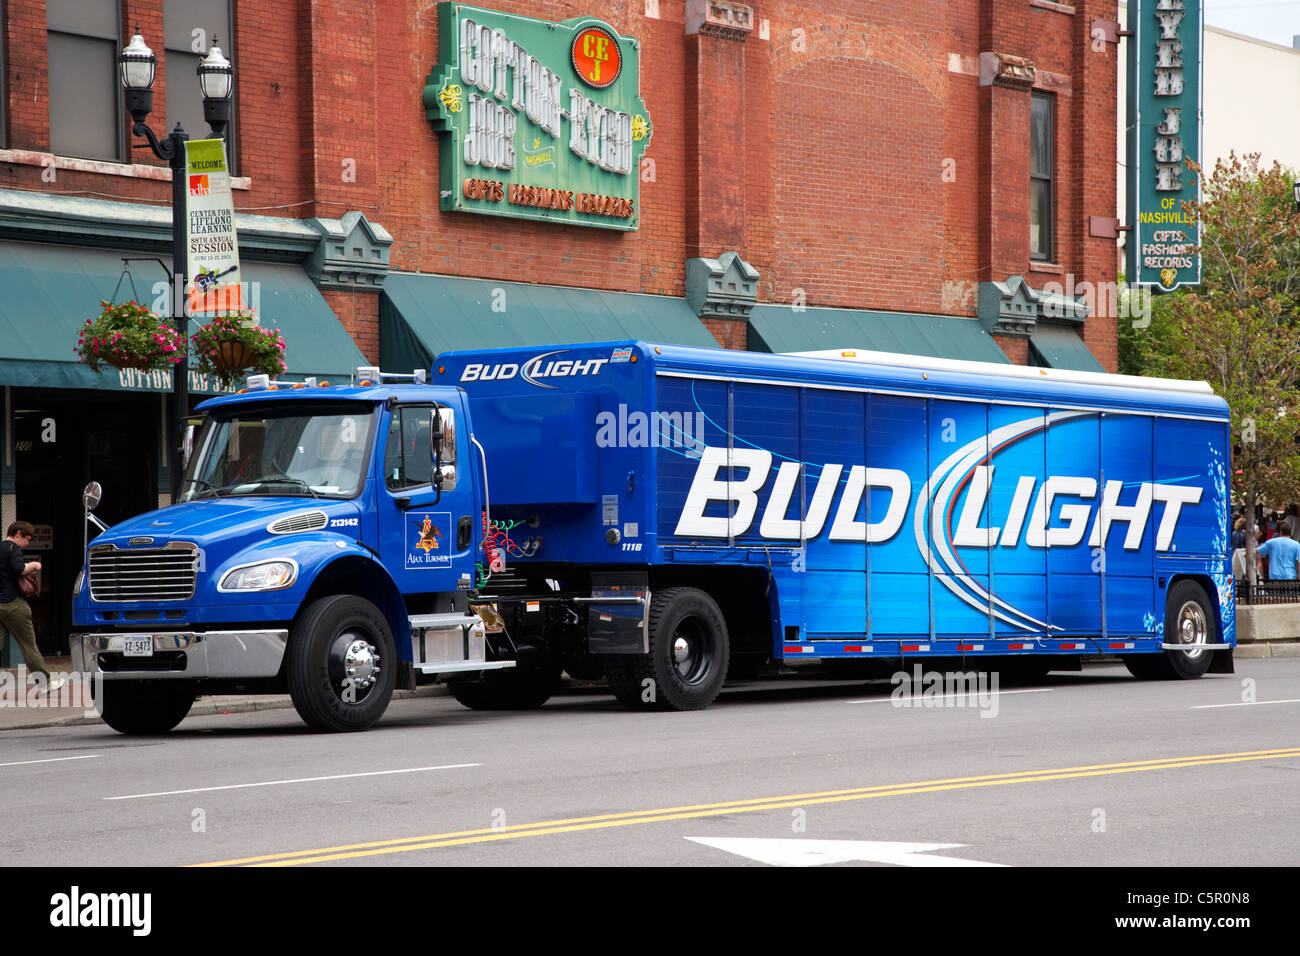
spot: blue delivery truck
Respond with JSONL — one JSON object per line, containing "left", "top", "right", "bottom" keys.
{"left": 71, "top": 341, "right": 1234, "bottom": 733}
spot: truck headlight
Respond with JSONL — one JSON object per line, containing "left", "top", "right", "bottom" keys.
{"left": 73, "top": 568, "right": 85, "bottom": 597}
{"left": 219, "top": 560, "right": 298, "bottom": 592}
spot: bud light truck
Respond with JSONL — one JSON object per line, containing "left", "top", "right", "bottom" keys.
{"left": 72, "top": 342, "right": 1234, "bottom": 734}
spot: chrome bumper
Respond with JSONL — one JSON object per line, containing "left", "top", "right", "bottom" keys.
{"left": 71, "top": 630, "right": 289, "bottom": 680}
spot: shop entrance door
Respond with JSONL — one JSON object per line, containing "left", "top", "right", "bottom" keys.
{"left": 12, "top": 391, "right": 156, "bottom": 653}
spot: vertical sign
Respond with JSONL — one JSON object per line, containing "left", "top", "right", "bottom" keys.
{"left": 1126, "top": 0, "right": 1202, "bottom": 290}
{"left": 422, "top": 4, "right": 653, "bottom": 231}
{"left": 184, "top": 138, "right": 244, "bottom": 314}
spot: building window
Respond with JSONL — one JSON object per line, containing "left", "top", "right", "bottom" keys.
{"left": 47, "top": 0, "right": 123, "bottom": 161}
{"left": 1030, "top": 91, "right": 1054, "bottom": 262}
{"left": 166, "top": 0, "right": 236, "bottom": 169}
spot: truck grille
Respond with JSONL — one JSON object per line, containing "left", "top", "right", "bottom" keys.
{"left": 88, "top": 545, "right": 199, "bottom": 602}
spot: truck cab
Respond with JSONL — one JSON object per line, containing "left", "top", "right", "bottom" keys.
{"left": 71, "top": 373, "right": 513, "bottom": 733}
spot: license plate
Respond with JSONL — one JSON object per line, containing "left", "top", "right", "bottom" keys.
{"left": 123, "top": 637, "right": 154, "bottom": 658}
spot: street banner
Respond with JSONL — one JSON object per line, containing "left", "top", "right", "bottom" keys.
{"left": 184, "top": 138, "right": 244, "bottom": 314}
{"left": 1125, "top": 0, "right": 1202, "bottom": 291}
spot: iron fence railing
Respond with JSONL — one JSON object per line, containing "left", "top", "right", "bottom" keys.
{"left": 1235, "top": 581, "right": 1300, "bottom": 605}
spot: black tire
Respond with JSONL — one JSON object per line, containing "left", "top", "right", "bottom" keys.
{"left": 448, "top": 658, "right": 561, "bottom": 710}
{"left": 286, "top": 595, "right": 396, "bottom": 731}
{"left": 1123, "top": 580, "right": 1217, "bottom": 681}
{"left": 94, "top": 680, "right": 194, "bottom": 735}
{"left": 605, "top": 587, "right": 729, "bottom": 711}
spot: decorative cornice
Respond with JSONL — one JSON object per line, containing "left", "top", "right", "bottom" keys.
{"left": 685, "top": 0, "right": 754, "bottom": 41}
{"left": 979, "top": 51, "right": 1037, "bottom": 90}
{"left": 686, "top": 251, "right": 759, "bottom": 321}
{"left": 305, "top": 211, "right": 394, "bottom": 291}
{"left": 978, "top": 275, "right": 1089, "bottom": 337}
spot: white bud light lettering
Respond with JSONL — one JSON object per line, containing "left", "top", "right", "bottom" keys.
{"left": 1087, "top": 481, "right": 1155, "bottom": 550}
{"left": 828, "top": 467, "right": 910, "bottom": 542}
{"left": 1151, "top": 484, "right": 1202, "bottom": 550}
{"left": 674, "top": 448, "right": 771, "bottom": 537}
{"left": 759, "top": 463, "right": 843, "bottom": 539}
{"left": 1026, "top": 476, "right": 1097, "bottom": 548}
{"left": 952, "top": 465, "right": 1000, "bottom": 547}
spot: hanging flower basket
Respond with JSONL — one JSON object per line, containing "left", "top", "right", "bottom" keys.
{"left": 213, "top": 339, "right": 255, "bottom": 371}
{"left": 191, "top": 311, "right": 288, "bottom": 389}
{"left": 75, "top": 300, "right": 186, "bottom": 374}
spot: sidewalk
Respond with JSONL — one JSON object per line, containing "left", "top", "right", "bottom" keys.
{"left": 0, "top": 655, "right": 446, "bottom": 732}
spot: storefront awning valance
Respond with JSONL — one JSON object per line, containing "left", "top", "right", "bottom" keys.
{"left": 0, "top": 240, "right": 365, "bottom": 393}
{"left": 747, "top": 304, "right": 1012, "bottom": 363}
{"left": 1029, "top": 325, "right": 1106, "bottom": 373}
{"left": 380, "top": 272, "right": 719, "bottom": 370}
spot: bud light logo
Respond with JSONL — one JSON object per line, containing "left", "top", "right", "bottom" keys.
{"left": 460, "top": 350, "right": 608, "bottom": 389}
{"left": 672, "top": 412, "right": 1205, "bottom": 632}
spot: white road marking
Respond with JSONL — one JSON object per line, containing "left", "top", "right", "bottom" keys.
{"left": 105, "top": 763, "right": 482, "bottom": 800}
{"left": 1192, "top": 698, "right": 1300, "bottom": 709}
{"left": 686, "top": 837, "right": 1006, "bottom": 867}
{"left": 0, "top": 755, "right": 100, "bottom": 769}
{"left": 847, "top": 688, "right": 1054, "bottom": 704}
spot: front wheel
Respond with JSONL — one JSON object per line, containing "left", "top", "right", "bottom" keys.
{"left": 286, "top": 595, "right": 396, "bottom": 731}
{"left": 95, "top": 680, "right": 194, "bottom": 735}
{"left": 605, "top": 587, "right": 729, "bottom": 711}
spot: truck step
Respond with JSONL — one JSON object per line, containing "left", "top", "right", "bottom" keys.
{"left": 407, "top": 610, "right": 514, "bottom": 676}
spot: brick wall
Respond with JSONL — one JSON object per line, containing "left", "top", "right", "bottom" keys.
{"left": 1, "top": 0, "right": 1119, "bottom": 369}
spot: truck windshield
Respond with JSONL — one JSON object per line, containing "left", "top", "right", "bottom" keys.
{"left": 180, "top": 404, "right": 377, "bottom": 501}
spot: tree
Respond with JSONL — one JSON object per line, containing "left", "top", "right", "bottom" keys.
{"left": 1129, "top": 154, "right": 1300, "bottom": 585}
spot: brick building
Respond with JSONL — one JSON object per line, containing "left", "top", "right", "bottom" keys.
{"left": 0, "top": 0, "right": 1119, "bottom": 648}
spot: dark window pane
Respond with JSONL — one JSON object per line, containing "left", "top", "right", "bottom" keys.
{"left": 400, "top": 408, "right": 434, "bottom": 487}
{"left": 48, "top": 0, "right": 118, "bottom": 38}
{"left": 1030, "top": 94, "right": 1052, "bottom": 177}
{"left": 166, "top": 0, "right": 230, "bottom": 53}
{"left": 49, "top": 34, "right": 119, "bottom": 160}
{"left": 1030, "top": 179, "right": 1051, "bottom": 259}
{"left": 165, "top": 51, "right": 211, "bottom": 140}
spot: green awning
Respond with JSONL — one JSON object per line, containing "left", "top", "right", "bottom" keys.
{"left": 1029, "top": 324, "right": 1105, "bottom": 372}
{"left": 380, "top": 272, "right": 719, "bottom": 370}
{"left": 0, "top": 240, "right": 365, "bottom": 392}
{"left": 747, "top": 304, "right": 1011, "bottom": 363}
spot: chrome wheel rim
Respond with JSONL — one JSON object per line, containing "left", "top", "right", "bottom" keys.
{"left": 329, "top": 631, "right": 380, "bottom": 700}
{"left": 1175, "top": 601, "right": 1208, "bottom": 660}
{"left": 670, "top": 617, "right": 713, "bottom": 685}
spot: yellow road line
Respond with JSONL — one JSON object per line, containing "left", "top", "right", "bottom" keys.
{"left": 195, "top": 746, "right": 1300, "bottom": 866}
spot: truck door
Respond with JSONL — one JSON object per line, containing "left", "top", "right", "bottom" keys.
{"left": 377, "top": 402, "right": 477, "bottom": 596}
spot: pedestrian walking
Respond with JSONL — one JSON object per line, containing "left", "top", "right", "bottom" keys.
{"left": 0, "top": 521, "right": 65, "bottom": 692}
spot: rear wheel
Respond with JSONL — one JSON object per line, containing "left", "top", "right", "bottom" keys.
{"left": 95, "top": 680, "right": 194, "bottom": 735}
{"left": 605, "top": 587, "right": 729, "bottom": 711}
{"left": 1123, "top": 580, "right": 1216, "bottom": 681}
{"left": 286, "top": 595, "right": 396, "bottom": 731}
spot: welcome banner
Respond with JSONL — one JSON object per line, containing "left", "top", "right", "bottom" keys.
{"left": 184, "top": 138, "right": 244, "bottom": 314}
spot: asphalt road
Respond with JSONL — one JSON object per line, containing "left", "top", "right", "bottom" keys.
{"left": 4, "top": 658, "right": 1298, "bottom": 868}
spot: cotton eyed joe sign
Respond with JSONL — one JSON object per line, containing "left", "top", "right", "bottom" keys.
{"left": 423, "top": 3, "right": 652, "bottom": 230}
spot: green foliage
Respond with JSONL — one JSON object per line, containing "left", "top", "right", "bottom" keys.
{"left": 190, "top": 312, "right": 288, "bottom": 388}
{"left": 75, "top": 299, "right": 186, "bottom": 373}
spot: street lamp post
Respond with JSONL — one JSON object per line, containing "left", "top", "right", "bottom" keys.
{"left": 119, "top": 29, "right": 233, "bottom": 499}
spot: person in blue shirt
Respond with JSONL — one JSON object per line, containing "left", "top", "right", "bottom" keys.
{"left": 1257, "top": 521, "right": 1300, "bottom": 581}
